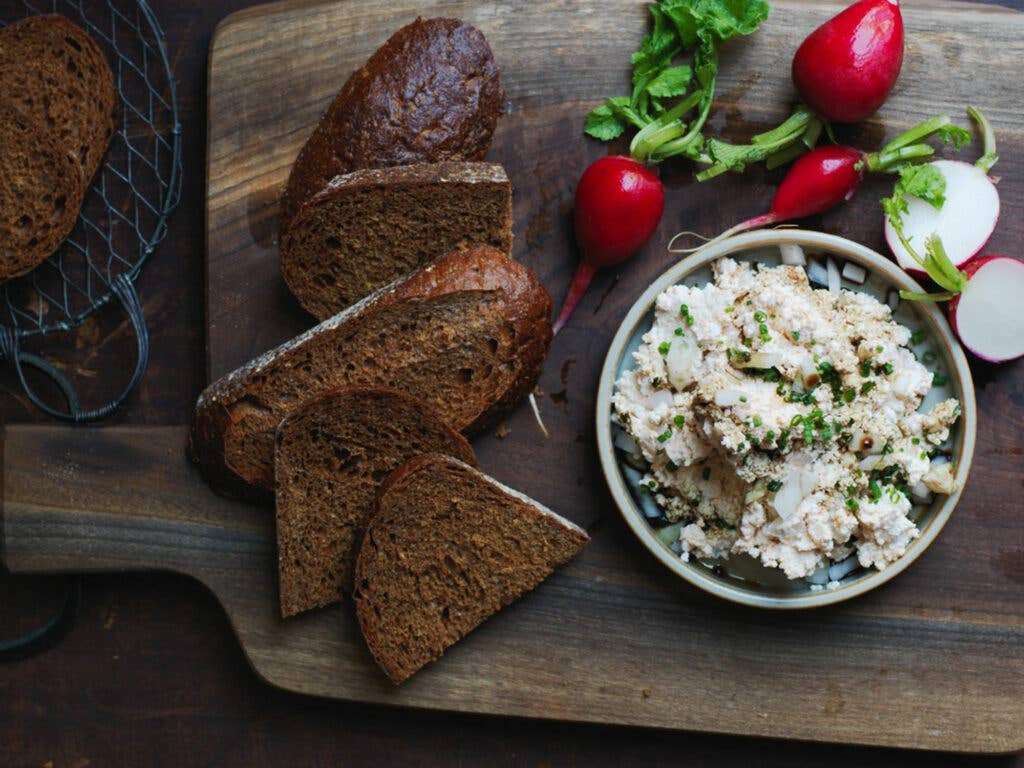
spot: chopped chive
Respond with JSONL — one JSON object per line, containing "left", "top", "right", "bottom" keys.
{"left": 725, "top": 306, "right": 735, "bottom": 314}
{"left": 911, "top": 330, "right": 926, "bottom": 345}
{"left": 767, "top": 480, "right": 783, "bottom": 492}
{"left": 846, "top": 498, "right": 860, "bottom": 511}
{"left": 739, "top": 395, "right": 748, "bottom": 403}
{"left": 882, "top": 442, "right": 894, "bottom": 455}
{"left": 790, "top": 415, "right": 804, "bottom": 427}
{"left": 674, "top": 327, "right": 684, "bottom": 336}
{"left": 651, "top": 377, "right": 661, "bottom": 388}
{"left": 753, "top": 310, "right": 767, "bottom": 322}
{"left": 860, "top": 381, "right": 876, "bottom": 395}
{"left": 803, "top": 421, "right": 813, "bottom": 446}
{"left": 859, "top": 359, "right": 873, "bottom": 377}
{"left": 657, "top": 428, "right": 672, "bottom": 443}
{"left": 882, "top": 362, "right": 894, "bottom": 375}
{"left": 673, "top": 415, "right": 686, "bottom": 427}
{"left": 842, "top": 388, "right": 856, "bottom": 403}
{"left": 658, "top": 341, "right": 671, "bottom": 356}
{"left": 666, "top": 460, "right": 678, "bottom": 472}
{"left": 791, "top": 330, "right": 800, "bottom": 341}
{"left": 753, "top": 416, "right": 763, "bottom": 427}
{"left": 912, "top": 437, "right": 920, "bottom": 445}
{"left": 933, "top": 373, "right": 948, "bottom": 386}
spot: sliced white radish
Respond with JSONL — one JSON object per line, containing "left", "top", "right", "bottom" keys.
{"left": 780, "top": 243, "right": 807, "bottom": 266}
{"left": 826, "top": 257, "right": 841, "bottom": 294}
{"left": 841, "top": 262, "right": 867, "bottom": 284}
{"left": 948, "top": 255, "right": 1024, "bottom": 362}
{"left": 884, "top": 160, "right": 1000, "bottom": 274}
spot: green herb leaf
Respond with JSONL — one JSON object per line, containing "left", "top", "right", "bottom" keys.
{"left": 584, "top": 104, "right": 626, "bottom": 141}
{"left": 646, "top": 65, "right": 693, "bottom": 98}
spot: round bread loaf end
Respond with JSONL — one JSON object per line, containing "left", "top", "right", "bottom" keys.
{"left": 278, "top": 17, "right": 505, "bottom": 233}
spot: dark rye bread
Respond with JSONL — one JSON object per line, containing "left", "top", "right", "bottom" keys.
{"left": 0, "top": 102, "right": 85, "bottom": 280}
{"left": 274, "top": 387, "right": 477, "bottom": 617}
{"left": 279, "top": 17, "right": 505, "bottom": 233}
{"left": 189, "top": 244, "right": 551, "bottom": 497}
{"left": 281, "top": 162, "right": 513, "bottom": 319}
{"left": 353, "top": 454, "right": 589, "bottom": 684}
{"left": 0, "top": 15, "right": 117, "bottom": 182}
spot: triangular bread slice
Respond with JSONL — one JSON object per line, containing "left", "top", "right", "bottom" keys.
{"left": 0, "top": 101, "right": 85, "bottom": 280}
{"left": 274, "top": 387, "right": 477, "bottom": 618}
{"left": 0, "top": 15, "right": 117, "bottom": 181}
{"left": 189, "top": 245, "right": 552, "bottom": 498}
{"left": 281, "top": 162, "right": 512, "bottom": 319}
{"left": 353, "top": 454, "right": 589, "bottom": 684}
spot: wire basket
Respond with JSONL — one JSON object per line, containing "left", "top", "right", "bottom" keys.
{"left": 0, "top": 0, "right": 181, "bottom": 421}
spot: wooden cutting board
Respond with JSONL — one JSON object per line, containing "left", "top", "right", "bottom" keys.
{"left": 6, "top": 0, "right": 1024, "bottom": 754}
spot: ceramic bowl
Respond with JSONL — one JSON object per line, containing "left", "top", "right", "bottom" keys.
{"left": 595, "top": 230, "right": 977, "bottom": 609}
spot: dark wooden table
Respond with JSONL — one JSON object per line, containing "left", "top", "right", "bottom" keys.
{"left": 2, "top": 1, "right": 1021, "bottom": 765}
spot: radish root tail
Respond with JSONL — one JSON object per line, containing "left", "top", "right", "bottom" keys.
{"left": 667, "top": 214, "right": 778, "bottom": 254}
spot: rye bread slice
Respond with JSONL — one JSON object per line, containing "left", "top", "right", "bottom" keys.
{"left": 274, "top": 387, "right": 477, "bottom": 617}
{"left": 353, "top": 454, "right": 589, "bottom": 684}
{"left": 281, "top": 162, "right": 513, "bottom": 319}
{"left": 279, "top": 17, "right": 505, "bottom": 233}
{"left": 0, "top": 101, "right": 85, "bottom": 280}
{"left": 0, "top": 15, "right": 117, "bottom": 182}
{"left": 189, "top": 244, "right": 552, "bottom": 498}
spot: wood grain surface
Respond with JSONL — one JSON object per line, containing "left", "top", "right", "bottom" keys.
{"left": 2, "top": 0, "right": 1023, "bottom": 762}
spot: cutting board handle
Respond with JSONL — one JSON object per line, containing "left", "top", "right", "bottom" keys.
{"left": 1, "top": 425, "right": 271, "bottom": 589}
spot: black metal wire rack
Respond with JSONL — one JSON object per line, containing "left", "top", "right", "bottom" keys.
{"left": 0, "top": 0, "right": 182, "bottom": 420}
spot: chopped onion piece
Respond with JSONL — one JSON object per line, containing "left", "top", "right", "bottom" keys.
{"left": 798, "top": 467, "right": 817, "bottom": 498}
{"left": 806, "top": 260, "right": 828, "bottom": 287}
{"left": 828, "top": 556, "right": 860, "bottom": 582}
{"left": 665, "top": 336, "right": 698, "bottom": 389}
{"left": 893, "top": 371, "right": 917, "bottom": 397}
{"left": 643, "top": 390, "right": 674, "bottom": 411}
{"left": 734, "top": 351, "right": 782, "bottom": 369}
{"left": 859, "top": 454, "right": 882, "bottom": 471}
{"left": 826, "top": 257, "right": 841, "bottom": 294}
{"left": 841, "top": 262, "right": 867, "bottom": 284}
{"left": 806, "top": 563, "right": 830, "bottom": 585}
{"left": 655, "top": 522, "right": 684, "bottom": 547}
{"left": 613, "top": 429, "right": 639, "bottom": 455}
{"left": 714, "top": 389, "right": 747, "bottom": 406}
{"left": 910, "top": 480, "right": 933, "bottom": 503}
{"left": 780, "top": 243, "right": 807, "bottom": 266}
{"left": 773, "top": 473, "right": 804, "bottom": 519}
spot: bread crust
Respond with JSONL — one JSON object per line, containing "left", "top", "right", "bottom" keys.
{"left": 278, "top": 17, "right": 505, "bottom": 233}
{"left": 189, "top": 245, "right": 552, "bottom": 497}
{"left": 0, "top": 101, "right": 86, "bottom": 280}
{"left": 280, "top": 162, "right": 513, "bottom": 318}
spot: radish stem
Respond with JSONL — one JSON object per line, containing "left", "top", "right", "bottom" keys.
{"left": 553, "top": 261, "right": 597, "bottom": 335}
{"left": 968, "top": 106, "right": 998, "bottom": 173}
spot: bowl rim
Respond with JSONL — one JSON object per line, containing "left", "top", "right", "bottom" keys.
{"left": 595, "top": 229, "right": 978, "bottom": 609}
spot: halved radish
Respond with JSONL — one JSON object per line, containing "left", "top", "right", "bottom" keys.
{"left": 885, "top": 160, "right": 1000, "bottom": 274}
{"left": 948, "top": 256, "right": 1024, "bottom": 363}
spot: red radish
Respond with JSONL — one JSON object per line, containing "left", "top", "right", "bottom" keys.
{"left": 792, "top": 0, "right": 904, "bottom": 123}
{"left": 671, "top": 145, "right": 867, "bottom": 251}
{"left": 885, "top": 160, "right": 1000, "bottom": 275}
{"left": 948, "top": 256, "right": 1024, "bottom": 363}
{"left": 554, "top": 155, "right": 664, "bottom": 334}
